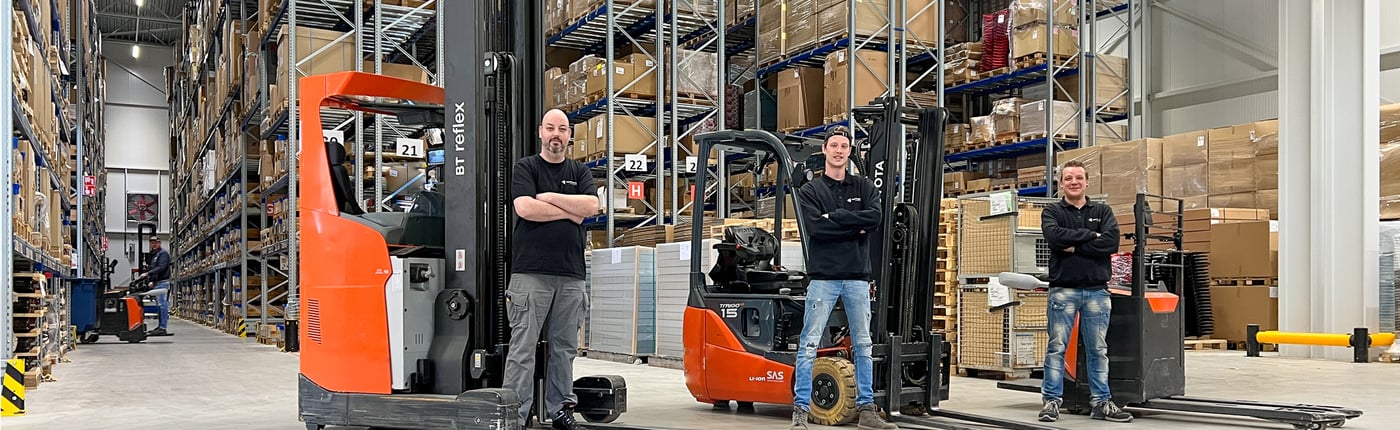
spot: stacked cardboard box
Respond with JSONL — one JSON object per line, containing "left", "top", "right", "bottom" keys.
{"left": 1116, "top": 207, "right": 1270, "bottom": 254}
{"left": 1208, "top": 219, "right": 1279, "bottom": 343}
{"left": 777, "top": 67, "right": 825, "bottom": 130}
{"left": 1007, "top": 0, "right": 1079, "bottom": 65}
{"left": 823, "top": 49, "right": 889, "bottom": 119}
{"left": 1097, "top": 138, "right": 1162, "bottom": 214}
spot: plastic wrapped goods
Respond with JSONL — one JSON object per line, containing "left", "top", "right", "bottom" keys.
{"left": 1009, "top": 0, "right": 1077, "bottom": 27}
{"left": 1017, "top": 99, "right": 1078, "bottom": 139}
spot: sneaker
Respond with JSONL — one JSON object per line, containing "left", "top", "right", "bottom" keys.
{"left": 790, "top": 407, "right": 809, "bottom": 430}
{"left": 857, "top": 404, "right": 898, "bottom": 430}
{"left": 1039, "top": 399, "right": 1061, "bottom": 422}
{"left": 552, "top": 406, "right": 588, "bottom": 430}
{"left": 147, "top": 327, "right": 168, "bottom": 336}
{"left": 1091, "top": 400, "right": 1134, "bottom": 423}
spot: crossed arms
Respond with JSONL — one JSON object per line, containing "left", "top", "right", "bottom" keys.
{"left": 1042, "top": 210, "right": 1119, "bottom": 257}
{"left": 514, "top": 193, "right": 599, "bottom": 224}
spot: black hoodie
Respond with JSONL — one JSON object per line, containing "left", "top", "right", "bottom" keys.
{"left": 1041, "top": 198, "right": 1120, "bottom": 289}
{"left": 796, "top": 173, "right": 882, "bottom": 280}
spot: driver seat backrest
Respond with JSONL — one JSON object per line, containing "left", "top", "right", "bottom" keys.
{"left": 326, "top": 140, "right": 364, "bottom": 216}
{"left": 708, "top": 226, "right": 801, "bottom": 293}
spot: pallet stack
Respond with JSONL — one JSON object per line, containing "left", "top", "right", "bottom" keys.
{"left": 586, "top": 246, "right": 658, "bottom": 361}
{"left": 934, "top": 199, "right": 961, "bottom": 367}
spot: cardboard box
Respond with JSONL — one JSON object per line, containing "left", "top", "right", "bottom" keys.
{"left": 1099, "top": 139, "right": 1163, "bottom": 209}
{"left": 276, "top": 27, "right": 357, "bottom": 78}
{"left": 621, "top": 53, "right": 658, "bottom": 98}
{"left": 1162, "top": 130, "right": 1208, "bottom": 168}
{"left": 784, "top": 0, "right": 818, "bottom": 54}
{"left": 1255, "top": 188, "right": 1278, "bottom": 220}
{"left": 1210, "top": 285, "right": 1278, "bottom": 342}
{"left": 587, "top": 116, "right": 660, "bottom": 156}
{"left": 944, "top": 171, "right": 989, "bottom": 193}
{"left": 823, "top": 50, "right": 890, "bottom": 119}
{"left": 373, "top": 61, "right": 430, "bottom": 84}
{"left": 777, "top": 67, "right": 825, "bottom": 130}
{"left": 1382, "top": 103, "right": 1400, "bottom": 144}
{"left": 586, "top": 61, "right": 632, "bottom": 99}
{"left": 1207, "top": 123, "right": 1261, "bottom": 195}
{"left": 1207, "top": 192, "right": 1258, "bottom": 210}
{"left": 1209, "top": 220, "right": 1277, "bottom": 278}
{"left": 1163, "top": 163, "right": 1207, "bottom": 208}
{"left": 1011, "top": 24, "right": 1078, "bottom": 61}
{"left": 1009, "top": 0, "right": 1077, "bottom": 27}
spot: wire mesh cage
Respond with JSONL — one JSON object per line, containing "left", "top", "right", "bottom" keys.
{"left": 955, "top": 191, "right": 1062, "bottom": 277}
{"left": 956, "top": 287, "right": 1049, "bottom": 376}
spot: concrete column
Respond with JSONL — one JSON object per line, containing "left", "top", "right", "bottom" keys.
{"left": 1278, "top": 0, "right": 1382, "bottom": 360}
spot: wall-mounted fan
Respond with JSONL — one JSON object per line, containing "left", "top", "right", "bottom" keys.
{"left": 126, "top": 193, "right": 159, "bottom": 222}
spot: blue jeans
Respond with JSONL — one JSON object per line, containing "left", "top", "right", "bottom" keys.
{"left": 150, "top": 280, "right": 171, "bottom": 329}
{"left": 1042, "top": 287, "right": 1112, "bottom": 405}
{"left": 792, "top": 279, "right": 874, "bottom": 410}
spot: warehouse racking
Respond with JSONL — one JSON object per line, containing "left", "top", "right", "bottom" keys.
{"left": 5, "top": 0, "right": 108, "bottom": 386}
{"left": 169, "top": 0, "right": 442, "bottom": 346}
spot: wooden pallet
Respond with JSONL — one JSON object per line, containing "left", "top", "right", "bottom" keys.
{"left": 1016, "top": 179, "right": 1048, "bottom": 189}
{"left": 976, "top": 67, "right": 1009, "bottom": 79}
{"left": 1014, "top": 53, "right": 1077, "bottom": 70}
{"left": 1212, "top": 277, "right": 1276, "bottom": 286}
{"left": 1230, "top": 340, "right": 1278, "bottom": 352}
{"left": 1379, "top": 352, "right": 1400, "bottom": 363}
{"left": 1184, "top": 339, "right": 1227, "bottom": 351}
{"left": 1018, "top": 132, "right": 1077, "bottom": 142}
{"left": 646, "top": 355, "right": 685, "bottom": 370}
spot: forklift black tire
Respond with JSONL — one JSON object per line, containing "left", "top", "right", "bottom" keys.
{"left": 81, "top": 332, "right": 98, "bottom": 344}
{"left": 582, "top": 412, "right": 621, "bottom": 423}
{"left": 305, "top": 423, "right": 324, "bottom": 430}
{"left": 1330, "top": 420, "right": 1347, "bottom": 428}
{"left": 808, "top": 357, "right": 858, "bottom": 426}
{"left": 713, "top": 400, "right": 730, "bottom": 408}
{"left": 736, "top": 401, "right": 755, "bottom": 410}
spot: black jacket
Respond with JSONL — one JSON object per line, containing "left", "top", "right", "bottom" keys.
{"left": 796, "top": 173, "right": 882, "bottom": 280}
{"left": 146, "top": 248, "right": 171, "bottom": 283}
{"left": 1041, "top": 198, "right": 1119, "bottom": 289}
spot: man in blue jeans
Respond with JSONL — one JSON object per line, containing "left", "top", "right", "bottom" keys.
{"left": 1038, "top": 160, "right": 1132, "bottom": 423}
{"left": 789, "top": 127, "right": 897, "bottom": 430}
{"left": 140, "top": 236, "right": 172, "bottom": 336}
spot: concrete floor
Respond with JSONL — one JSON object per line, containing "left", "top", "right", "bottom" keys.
{"left": 5, "top": 318, "right": 1398, "bottom": 430}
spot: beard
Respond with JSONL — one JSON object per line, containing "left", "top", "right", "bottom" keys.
{"left": 545, "top": 139, "right": 566, "bottom": 154}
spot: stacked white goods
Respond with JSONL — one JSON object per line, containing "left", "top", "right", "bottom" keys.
{"left": 654, "top": 240, "right": 720, "bottom": 358}
{"left": 587, "top": 247, "right": 657, "bottom": 356}
{"left": 780, "top": 241, "right": 806, "bottom": 271}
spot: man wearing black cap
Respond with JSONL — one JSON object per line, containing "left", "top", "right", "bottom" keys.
{"left": 141, "top": 236, "right": 172, "bottom": 336}
{"left": 788, "top": 127, "right": 897, "bottom": 430}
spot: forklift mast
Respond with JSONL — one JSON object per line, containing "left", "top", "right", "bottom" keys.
{"left": 437, "top": 0, "right": 545, "bottom": 393}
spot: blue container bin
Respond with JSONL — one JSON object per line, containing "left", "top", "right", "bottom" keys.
{"left": 71, "top": 278, "right": 101, "bottom": 335}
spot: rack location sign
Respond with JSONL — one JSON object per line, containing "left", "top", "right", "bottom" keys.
{"left": 624, "top": 154, "right": 647, "bottom": 172}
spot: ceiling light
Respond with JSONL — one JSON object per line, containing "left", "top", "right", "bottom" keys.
{"left": 132, "top": 44, "right": 141, "bottom": 59}
{"left": 135, "top": 0, "right": 144, "bottom": 7}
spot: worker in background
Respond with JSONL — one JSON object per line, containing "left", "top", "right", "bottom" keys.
{"left": 140, "top": 236, "right": 172, "bottom": 336}
{"left": 790, "top": 127, "right": 898, "bottom": 430}
{"left": 504, "top": 108, "right": 600, "bottom": 430}
{"left": 1038, "top": 160, "right": 1133, "bottom": 423}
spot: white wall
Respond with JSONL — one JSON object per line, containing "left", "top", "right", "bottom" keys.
{"left": 1148, "top": 0, "right": 1400, "bottom": 135}
{"left": 102, "top": 41, "right": 174, "bottom": 284}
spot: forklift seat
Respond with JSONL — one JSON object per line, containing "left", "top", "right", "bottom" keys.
{"left": 327, "top": 139, "right": 364, "bottom": 216}
{"left": 708, "top": 226, "right": 807, "bottom": 294}
{"left": 327, "top": 137, "right": 445, "bottom": 248}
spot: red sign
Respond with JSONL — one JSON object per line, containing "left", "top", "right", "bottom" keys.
{"left": 626, "top": 182, "right": 645, "bottom": 200}
{"left": 83, "top": 175, "right": 96, "bottom": 197}
{"left": 101, "top": 236, "right": 109, "bottom": 252}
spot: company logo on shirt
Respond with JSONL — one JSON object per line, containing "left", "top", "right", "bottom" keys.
{"left": 1089, "top": 218, "right": 1101, "bottom": 222}
{"left": 847, "top": 197, "right": 862, "bottom": 203}
{"left": 561, "top": 180, "right": 578, "bottom": 186}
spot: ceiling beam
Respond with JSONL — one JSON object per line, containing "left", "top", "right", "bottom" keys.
{"left": 97, "top": 12, "right": 183, "bottom": 25}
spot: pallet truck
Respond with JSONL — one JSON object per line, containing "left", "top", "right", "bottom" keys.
{"left": 994, "top": 194, "right": 1363, "bottom": 429}
{"left": 681, "top": 99, "right": 1062, "bottom": 430}
{"left": 70, "top": 257, "right": 149, "bottom": 344}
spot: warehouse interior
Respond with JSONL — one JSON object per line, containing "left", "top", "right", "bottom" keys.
{"left": 4, "top": 0, "right": 1400, "bottom": 429}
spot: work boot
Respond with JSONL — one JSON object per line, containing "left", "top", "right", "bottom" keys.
{"left": 1039, "top": 399, "right": 1061, "bottom": 422}
{"left": 857, "top": 404, "right": 899, "bottom": 429}
{"left": 147, "top": 327, "right": 168, "bottom": 336}
{"left": 790, "top": 407, "right": 809, "bottom": 430}
{"left": 1091, "top": 400, "right": 1134, "bottom": 423}
{"left": 552, "top": 405, "right": 588, "bottom": 430}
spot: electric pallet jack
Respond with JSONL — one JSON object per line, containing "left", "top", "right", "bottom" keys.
{"left": 995, "top": 194, "right": 1363, "bottom": 429}
{"left": 72, "top": 258, "right": 149, "bottom": 344}
{"left": 680, "top": 99, "right": 1062, "bottom": 430}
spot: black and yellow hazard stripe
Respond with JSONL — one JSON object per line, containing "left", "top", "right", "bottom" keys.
{"left": 238, "top": 319, "right": 247, "bottom": 338}
{"left": 3, "top": 359, "right": 25, "bottom": 416}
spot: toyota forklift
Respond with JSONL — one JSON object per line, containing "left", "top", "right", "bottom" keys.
{"left": 681, "top": 98, "right": 1062, "bottom": 430}
{"left": 995, "top": 194, "right": 1363, "bottom": 429}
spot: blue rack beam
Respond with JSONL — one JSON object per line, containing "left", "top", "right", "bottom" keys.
{"left": 757, "top": 38, "right": 865, "bottom": 79}
{"left": 11, "top": 235, "right": 69, "bottom": 278}
{"left": 679, "top": 15, "right": 757, "bottom": 58}
{"left": 944, "top": 63, "right": 1080, "bottom": 97}
{"left": 566, "top": 96, "right": 715, "bottom": 129}
{"left": 1018, "top": 185, "right": 1050, "bottom": 196}
{"left": 944, "top": 137, "right": 1079, "bottom": 163}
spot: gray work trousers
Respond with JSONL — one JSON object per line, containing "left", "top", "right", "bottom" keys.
{"left": 503, "top": 273, "right": 587, "bottom": 426}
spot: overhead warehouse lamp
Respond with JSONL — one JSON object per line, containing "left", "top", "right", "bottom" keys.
{"left": 131, "top": 44, "right": 141, "bottom": 59}
{"left": 135, "top": 0, "right": 144, "bottom": 7}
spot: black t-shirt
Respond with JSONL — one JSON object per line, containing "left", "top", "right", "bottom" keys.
{"left": 510, "top": 154, "right": 598, "bottom": 279}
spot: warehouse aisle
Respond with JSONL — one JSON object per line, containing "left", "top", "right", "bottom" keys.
{"left": 5, "top": 317, "right": 1398, "bottom": 430}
